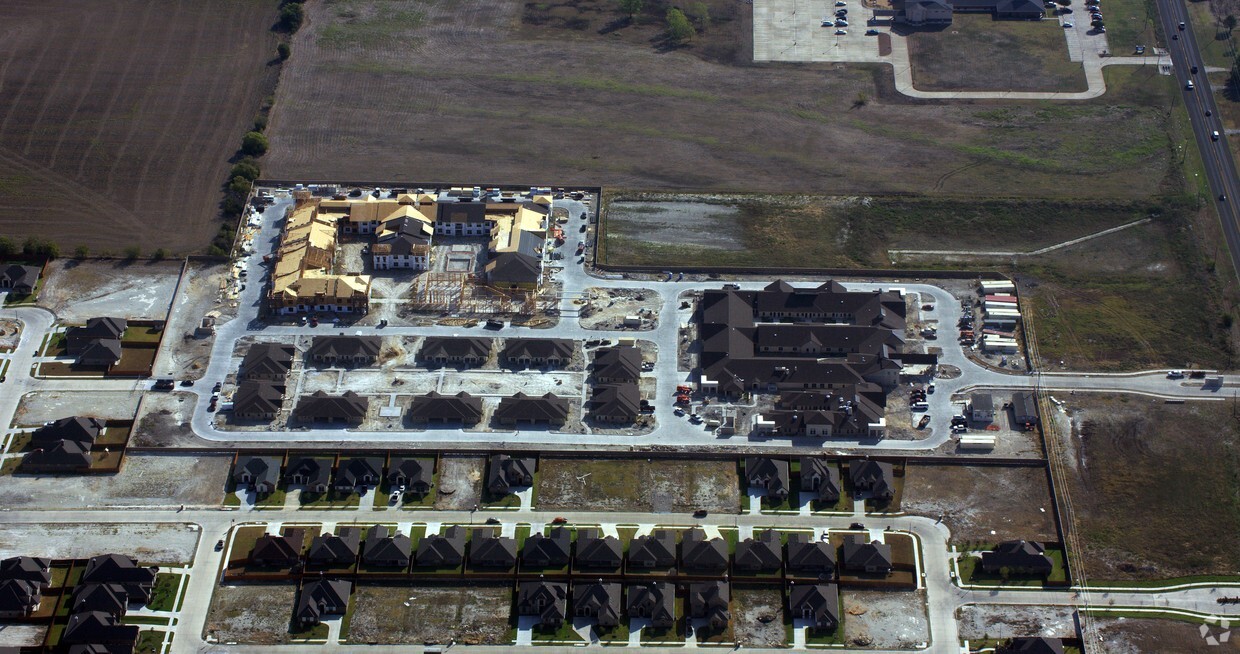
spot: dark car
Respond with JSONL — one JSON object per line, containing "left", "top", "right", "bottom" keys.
{"left": 180, "top": 379, "right": 194, "bottom": 387}
{"left": 693, "top": 509, "right": 709, "bottom": 518}
{"left": 153, "top": 379, "right": 175, "bottom": 390}
{"left": 1191, "top": 65, "right": 1199, "bottom": 74}
{"left": 215, "top": 540, "right": 224, "bottom": 551}
{"left": 850, "top": 522, "right": 865, "bottom": 529}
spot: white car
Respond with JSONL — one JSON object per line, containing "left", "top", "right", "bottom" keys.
{"left": 1063, "top": 21, "right": 1073, "bottom": 27}
{"left": 835, "top": 28, "right": 847, "bottom": 34}
{"left": 835, "top": 19, "right": 848, "bottom": 26}
{"left": 836, "top": 1, "right": 846, "bottom": 5}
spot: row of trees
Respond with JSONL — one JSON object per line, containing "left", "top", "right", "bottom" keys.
{"left": 617, "top": 0, "right": 711, "bottom": 44}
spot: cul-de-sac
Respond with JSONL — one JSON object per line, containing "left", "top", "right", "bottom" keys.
{"left": 3, "top": 0, "right": 1240, "bottom": 653}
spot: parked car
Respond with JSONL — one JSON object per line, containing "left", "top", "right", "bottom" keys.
{"left": 1167, "top": 370, "right": 1185, "bottom": 379}
{"left": 153, "top": 379, "right": 175, "bottom": 390}
{"left": 693, "top": 509, "right": 709, "bottom": 518}
{"left": 866, "top": 28, "right": 880, "bottom": 35}
{"left": 215, "top": 540, "right": 224, "bottom": 551}
{"left": 834, "top": 28, "right": 847, "bottom": 34}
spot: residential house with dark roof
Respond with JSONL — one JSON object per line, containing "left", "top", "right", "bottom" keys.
{"left": 487, "top": 455, "right": 535, "bottom": 495}
{"left": 387, "top": 457, "right": 434, "bottom": 494}
{"left": 334, "top": 456, "right": 383, "bottom": 492}
{"left": 574, "top": 529, "right": 622, "bottom": 570}
{"left": 407, "top": 391, "right": 483, "bottom": 424}
{"left": 362, "top": 526, "right": 411, "bottom": 568}
{"left": 689, "top": 581, "right": 730, "bottom": 629}
{"left": 0, "top": 264, "right": 40, "bottom": 295}
{"left": 981, "top": 541, "right": 1054, "bottom": 576}
{"left": 415, "top": 526, "right": 466, "bottom": 568}
{"left": 232, "top": 380, "right": 285, "bottom": 421}
{"left": 501, "top": 338, "right": 574, "bottom": 368}
{"left": 681, "top": 529, "right": 728, "bottom": 573}
{"left": 517, "top": 581, "right": 567, "bottom": 628}
{"left": 239, "top": 343, "right": 295, "bottom": 381}
{"left": 285, "top": 457, "right": 332, "bottom": 492}
{"left": 801, "top": 458, "right": 841, "bottom": 503}
{"left": 593, "top": 346, "right": 641, "bottom": 383}
{"left": 0, "top": 556, "right": 51, "bottom": 588}
{"left": 232, "top": 456, "right": 280, "bottom": 494}
{"left": 1001, "top": 637, "right": 1066, "bottom": 654}
{"left": 306, "top": 336, "right": 381, "bottom": 367}
{"left": 849, "top": 460, "right": 894, "bottom": 500}
{"left": 789, "top": 584, "right": 840, "bottom": 631}
{"left": 75, "top": 338, "right": 123, "bottom": 367}
{"left": 786, "top": 533, "right": 837, "bottom": 576}
{"left": 589, "top": 383, "right": 640, "bottom": 424}
{"left": 734, "top": 529, "right": 783, "bottom": 573}
{"left": 372, "top": 215, "right": 433, "bottom": 270}
{"left": 627, "top": 530, "right": 677, "bottom": 570}
{"left": 626, "top": 581, "right": 675, "bottom": 627}
{"left": 842, "top": 536, "right": 893, "bottom": 574}
{"left": 81, "top": 554, "right": 157, "bottom": 603}
{"left": 521, "top": 527, "right": 571, "bottom": 569}
{"left": 419, "top": 337, "right": 491, "bottom": 366}
{"left": 251, "top": 530, "right": 305, "bottom": 568}
{"left": 67, "top": 645, "right": 135, "bottom": 654}
{"left": 470, "top": 532, "right": 518, "bottom": 569}
{"left": 307, "top": 528, "right": 361, "bottom": 567}
{"left": 71, "top": 583, "right": 129, "bottom": 617}
{"left": 0, "top": 579, "right": 43, "bottom": 618}
{"left": 1012, "top": 391, "right": 1039, "bottom": 426}
{"left": 294, "top": 390, "right": 368, "bottom": 424}
{"left": 495, "top": 392, "right": 569, "bottom": 426}
{"left": 62, "top": 611, "right": 139, "bottom": 646}
{"left": 296, "top": 579, "right": 352, "bottom": 625}
{"left": 21, "top": 438, "right": 92, "bottom": 472}
{"left": 757, "top": 386, "right": 888, "bottom": 439}
{"left": 485, "top": 229, "right": 544, "bottom": 289}
{"left": 572, "top": 582, "right": 620, "bottom": 627}
{"left": 745, "top": 457, "right": 790, "bottom": 500}
{"left": 30, "top": 416, "right": 104, "bottom": 449}
{"left": 66, "top": 317, "right": 126, "bottom": 356}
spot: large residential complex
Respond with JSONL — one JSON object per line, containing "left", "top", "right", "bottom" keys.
{"left": 269, "top": 203, "right": 372, "bottom": 315}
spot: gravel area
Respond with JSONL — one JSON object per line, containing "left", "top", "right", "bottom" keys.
{"left": 434, "top": 455, "right": 484, "bottom": 510}
{"left": 0, "top": 522, "right": 200, "bottom": 565}
{"left": 0, "top": 624, "right": 46, "bottom": 646}
{"left": 155, "top": 260, "right": 230, "bottom": 378}
{"left": 956, "top": 604, "right": 1077, "bottom": 640}
{"left": 205, "top": 584, "right": 297, "bottom": 645}
{"left": 842, "top": 590, "right": 929, "bottom": 649}
{"left": 346, "top": 583, "right": 512, "bottom": 645}
{"left": 732, "top": 588, "right": 786, "bottom": 647}
{"left": 40, "top": 259, "right": 182, "bottom": 321}
{"left": 0, "top": 452, "right": 231, "bottom": 509}
{"left": 12, "top": 391, "right": 142, "bottom": 426}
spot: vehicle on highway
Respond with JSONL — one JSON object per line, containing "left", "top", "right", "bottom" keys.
{"left": 1213, "top": 130, "right": 1221, "bottom": 141}
{"left": 1220, "top": 194, "right": 1228, "bottom": 202}
{"left": 1192, "top": 65, "right": 1199, "bottom": 74}
{"left": 1179, "top": 21, "right": 1186, "bottom": 29}
{"left": 1207, "top": 109, "right": 1213, "bottom": 116}
{"left": 1173, "top": 33, "right": 1179, "bottom": 39}
{"left": 1186, "top": 80, "right": 1195, "bottom": 90}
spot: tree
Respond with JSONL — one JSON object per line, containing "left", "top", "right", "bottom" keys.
{"left": 277, "top": 43, "right": 291, "bottom": 61}
{"left": 229, "top": 158, "right": 261, "bottom": 182}
{"left": 666, "top": 7, "right": 694, "bottom": 43}
{"left": 21, "top": 237, "right": 58, "bottom": 260}
{"left": 0, "top": 236, "right": 14, "bottom": 257}
{"left": 688, "top": 2, "right": 710, "bottom": 30}
{"left": 123, "top": 246, "right": 141, "bottom": 261}
{"left": 278, "top": 3, "right": 305, "bottom": 32}
{"left": 241, "top": 131, "right": 269, "bottom": 157}
{"left": 618, "top": 0, "right": 644, "bottom": 18}
{"left": 74, "top": 245, "right": 89, "bottom": 259}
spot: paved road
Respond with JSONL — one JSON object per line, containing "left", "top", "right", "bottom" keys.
{"left": 1156, "top": 0, "right": 1240, "bottom": 280}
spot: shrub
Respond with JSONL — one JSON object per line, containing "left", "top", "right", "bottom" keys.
{"left": 0, "top": 236, "right": 14, "bottom": 257}
{"left": 152, "top": 248, "right": 168, "bottom": 261}
{"left": 279, "top": 3, "right": 305, "bottom": 32}
{"left": 123, "top": 246, "right": 141, "bottom": 261}
{"left": 241, "top": 131, "right": 269, "bottom": 157}
{"left": 229, "top": 158, "right": 261, "bottom": 182}
{"left": 666, "top": 8, "right": 694, "bottom": 43}
{"left": 21, "top": 237, "right": 58, "bottom": 260}
{"left": 278, "top": 43, "right": 291, "bottom": 60}
{"left": 73, "top": 245, "right": 89, "bottom": 259}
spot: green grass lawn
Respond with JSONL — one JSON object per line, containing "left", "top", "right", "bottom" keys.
{"left": 122, "top": 326, "right": 164, "bottom": 344}
{"left": 1101, "top": 0, "right": 1160, "bottom": 52}
{"left": 299, "top": 489, "right": 362, "bottom": 509}
{"left": 146, "top": 572, "right": 182, "bottom": 611}
{"left": 134, "top": 630, "right": 166, "bottom": 654}
{"left": 907, "top": 14, "right": 1086, "bottom": 93}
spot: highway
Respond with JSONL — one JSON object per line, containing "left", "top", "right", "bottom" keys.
{"left": 1156, "top": 0, "right": 1240, "bottom": 279}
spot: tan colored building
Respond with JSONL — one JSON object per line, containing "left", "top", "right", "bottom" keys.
{"left": 269, "top": 202, "right": 372, "bottom": 315}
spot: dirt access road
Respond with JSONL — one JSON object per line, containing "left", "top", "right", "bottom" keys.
{"left": 0, "top": 0, "right": 279, "bottom": 254}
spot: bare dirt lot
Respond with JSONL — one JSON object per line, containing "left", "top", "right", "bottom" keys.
{"left": 346, "top": 583, "right": 512, "bottom": 645}
{"left": 1060, "top": 395, "right": 1240, "bottom": 580}
{"left": 732, "top": 588, "right": 786, "bottom": 647}
{"left": 0, "top": 0, "right": 279, "bottom": 254}
{"left": 12, "top": 391, "right": 142, "bottom": 426}
{"left": 579, "top": 287, "right": 660, "bottom": 330}
{"left": 0, "top": 522, "right": 199, "bottom": 565}
{"left": 132, "top": 392, "right": 199, "bottom": 447}
{"left": 956, "top": 604, "right": 1077, "bottom": 640}
{"left": 1095, "top": 617, "right": 1223, "bottom": 653}
{"left": 434, "top": 455, "right": 485, "bottom": 510}
{"left": 842, "top": 590, "right": 929, "bottom": 649}
{"left": 265, "top": 0, "right": 1173, "bottom": 200}
{"left": 38, "top": 260, "right": 182, "bottom": 322}
{"left": 538, "top": 458, "right": 740, "bottom": 513}
{"left": 155, "top": 261, "right": 230, "bottom": 378}
{"left": 901, "top": 464, "right": 1057, "bottom": 544}
{"left": 0, "top": 453, "right": 231, "bottom": 509}
{"left": 205, "top": 584, "right": 297, "bottom": 645}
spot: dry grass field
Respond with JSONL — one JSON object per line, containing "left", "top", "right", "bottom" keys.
{"left": 1061, "top": 395, "right": 1240, "bottom": 580}
{"left": 901, "top": 464, "right": 1057, "bottom": 545}
{"left": 0, "top": 0, "right": 279, "bottom": 254}
{"left": 907, "top": 15, "right": 1087, "bottom": 92}
{"left": 265, "top": 0, "right": 1175, "bottom": 199}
